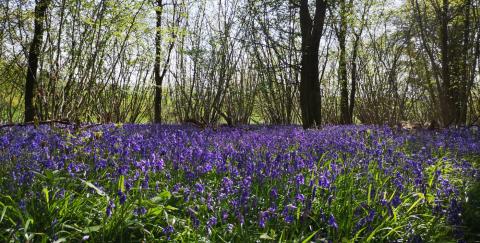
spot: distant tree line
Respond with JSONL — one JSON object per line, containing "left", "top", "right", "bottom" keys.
{"left": 0, "top": 0, "right": 479, "bottom": 128}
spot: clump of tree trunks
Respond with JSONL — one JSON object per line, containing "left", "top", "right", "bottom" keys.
{"left": 0, "top": 0, "right": 478, "bottom": 128}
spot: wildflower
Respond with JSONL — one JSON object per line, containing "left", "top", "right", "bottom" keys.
{"left": 154, "top": 157, "right": 165, "bottom": 171}
{"left": 106, "top": 200, "right": 115, "bottom": 217}
{"left": 142, "top": 175, "right": 149, "bottom": 189}
{"left": 296, "top": 193, "right": 305, "bottom": 203}
{"left": 319, "top": 174, "right": 330, "bottom": 189}
{"left": 207, "top": 216, "right": 217, "bottom": 228}
{"left": 19, "top": 199, "right": 26, "bottom": 211}
{"left": 163, "top": 225, "right": 174, "bottom": 235}
{"left": 367, "top": 210, "right": 375, "bottom": 222}
{"left": 259, "top": 211, "right": 269, "bottom": 228}
{"left": 295, "top": 174, "right": 305, "bottom": 185}
{"left": 134, "top": 207, "right": 147, "bottom": 216}
{"left": 222, "top": 177, "right": 234, "bottom": 194}
{"left": 226, "top": 223, "right": 234, "bottom": 233}
{"left": 118, "top": 191, "right": 126, "bottom": 205}
{"left": 284, "top": 215, "right": 294, "bottom": 224}
{"left": 195, "top": 182, "right": 205, "bottom": 194}
{"left": 236, "top": 212, "right": 245, "bottom": 226}
{"left": 270, "top": 187, "right": 278, "bottom": 199}
{"left": 392, "top": 195, "right": 401, "bottom": 208}
{"left": 222, "top": 211, "right": 229, "bottom": 222}
{"left": 327, "top": 194, "right": 334, "bottom": 206}
{"left": 328, "top": 214, "right": 338, "bottom": 230}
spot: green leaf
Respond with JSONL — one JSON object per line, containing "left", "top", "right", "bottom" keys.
{"left": 0, "top": 205, "right": 7, "bottom": 223}
{"left": 53, "top": 238, "right": 67, "bottom": 243}
{"left": 148, "top": 207, "right": 163, "bottom": 216}
{"left": 302, "top": 230, "right": 319, "bottom": 243}
{"left": 81, "top": 179, "right": 107, "bottom": 198}
{"left": 118, "top": 175, "right": 125, "bottom": 193}
{"left": 42, "top": 187, "right": 49, "bottom": 205}
{"left": 158, "top": 190, "right": 171, "bottom": 200}
{"left": 165, "top": 205, "right": 178, "bottom": 211}
{"left": 83, "top": 225, "right": 102, "bottom": 233}
{"left": 407, "top": 193, "right": 425, "bottom": 213}
{"left": 24, "top": 218, "right": 33, "bottom": 232}
{"left": 385, "top": 225, "right": 406, "bottom": 238}
{"left": 150, "top": 191, "right": 172, "bottom": 203}
{"left": 367, "top": 184, "right": 372, "bottom": 206}
{"left": 425, "top": 193, "right": 435, "bottom": 204}
{"left": 259, "top": 232, "right": 274, "bottom": 240}
{"left": 45, "top": 170, "right": 54, "bottom": 181}
{"left": 278, "top": 229, "right": 285, "bottom": 242}
{"left": 366, "top": 220, "right": 385, "bottom": 242}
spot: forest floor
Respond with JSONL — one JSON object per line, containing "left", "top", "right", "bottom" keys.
{"left": 0, "top": 124, "right": 479, "bottom": 242}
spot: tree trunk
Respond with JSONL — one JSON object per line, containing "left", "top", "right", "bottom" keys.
{"left": 299, "top": 0, "right": 327, "bottom": 129}
{"left": 349, "top": 35, "right": 360, "bottom": 124}
{"left": 25, "top": 0, "right": 51, "bottom": 122}
{"left": 154, "top": 0, "right": 163, "bottom": 123}
{"left": 439, "top": 0, "right": 454, "bottom": 126}
{"left": 338, "top": 0, "right": 349, "bottom": 124}
{"left": 458, "top": 0, "right": 472, "bottom": 124}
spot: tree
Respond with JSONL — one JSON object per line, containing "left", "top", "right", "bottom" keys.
{"left": 154, "top": 0, "right": 178, "bottom": 123}
{"left": 337, "top": 0, "right": 349, "bottom": 124}
{"left": 24, "top": 0, "right": 51, "bottom": 122}
{"left": 246, "top": 0, "right": 301, "bottom": 124}
{"left": 335, "top": 0, "right": 370, "bottom": 124}
{"left": 153, "top": 0, "right": 164, "bottom": 123}
{"left": 411, "top": 0, "right": 480, "bottom": 126}
{"left": 299, "top": 0, "right": 328, "bottom": 128}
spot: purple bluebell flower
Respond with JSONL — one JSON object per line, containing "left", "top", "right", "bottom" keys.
{"left": 296, "top": 193, "right": 305, "bottom": 202}
{"left": 319, "top": 174, "right": 330, "bottom": 189}
{"left": 118, "top": 191, "right": 126, "bottom": 205}
{"left": 328, "top": 214, "right": 338, "bottom": 229}
{"left": 367, "top": 210, "right": 375, "bottom": 222}
{"left": 284, "top": 215, "right": 294, "bottom": 224}
{"left": 195, "top": 182, "right": 205, "bottom": 194}
{"left": 222, "top": 177, "right": 234, "bottom": 194}
{"left": 270, "top": 187, "right": 278, "bottom": 199}
{"left": 295, "top": 174, "right": 305, "bottom": 185}
{"left": 106, "top": 200, "right": 115, "bottom": 217}
{"left": 236, "top": 212, "right": 244, "bottom": 226}
{"left": 222, "top": 211, "right": 229, "bottom": 222}
{"left": 226, "top": 223, "right": 234, "bottom": 233}
{"left": 207, "top": 216, "right": 217, "bottom": 228}
{"left": 392, "top": 195, "right": 401, "bottom": 208}
{"left": 163, "top": 225, "right": 174, "bottom": 235}
{"left": 134, "top": 207, "right": 147, "bottom": 216}
{"left": 142, "top": 175, "right": 149, "bottom": 189}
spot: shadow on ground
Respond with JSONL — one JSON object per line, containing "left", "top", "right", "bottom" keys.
{"left": 464, "top": 180, "right": 480, "bottom": 242}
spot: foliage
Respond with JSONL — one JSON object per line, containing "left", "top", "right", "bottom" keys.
{"left": 0, "top": 125, "right": 478, "bottom": 241}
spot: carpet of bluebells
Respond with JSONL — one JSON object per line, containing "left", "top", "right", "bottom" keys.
{"left": 0, "top": 124, "right": 479, "bottom": 242}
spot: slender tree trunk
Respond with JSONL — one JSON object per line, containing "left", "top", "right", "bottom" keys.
{"left": 154, "top": 0, "right": 163, "bottom": 123}
{"left": 52, "top": 0, "right": 67, "bottom": 119}
{"left": 439, "top": 0, "right": 454, "bottom": 126}
{"left": 25, "top": 0, "right": 51, "bottom": 122}
{"left": 299, "top": 0, "right": 327, "bottom": 129}
{"left": 338, "top": 0, "right": 349, "bottom": 124}
{"left": 349, "top": 35, "right": 360, "bottom": 124}
{"left": 459, "top": 0, "right": 471, "bottom": 124}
